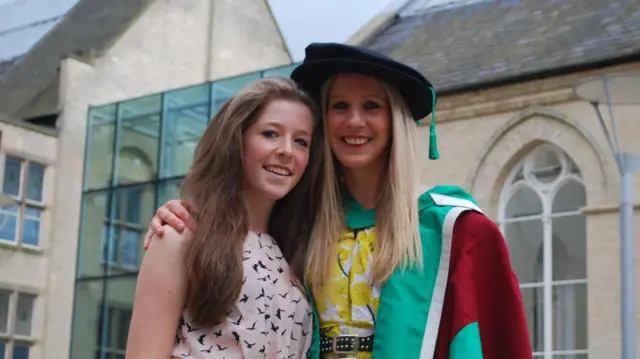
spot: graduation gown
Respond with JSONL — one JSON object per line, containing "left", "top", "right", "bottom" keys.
{"left": 306, "top": 185, "right": 531, "bottom": 359}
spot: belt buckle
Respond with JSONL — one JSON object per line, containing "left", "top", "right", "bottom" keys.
{"left": 332, "top": 334, "right": 359, "bottom": 355}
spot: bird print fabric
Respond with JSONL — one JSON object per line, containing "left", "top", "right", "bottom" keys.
{"left": 315, "top": 227, "right": 379, "bottom": 359}
{"left": 172, "top": 231, "right": 313, "bottom": 359}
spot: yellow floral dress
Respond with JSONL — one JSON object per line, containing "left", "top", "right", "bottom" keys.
{"left": 314, "top": 226, "right": 379, "bottom": 359}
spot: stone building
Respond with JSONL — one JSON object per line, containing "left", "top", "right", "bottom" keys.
{"left": 348, "top": 0, "right": 640, "bottom": 358}
{"left": 0, "top": 0, "right": 292, "bottom": 357}
{"left": 0, "top": 0, "right": 638, "bottom": 358}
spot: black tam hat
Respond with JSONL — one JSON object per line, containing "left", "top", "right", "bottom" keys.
{"left": 291, "top": 42, "right": 440, "bottom": 159}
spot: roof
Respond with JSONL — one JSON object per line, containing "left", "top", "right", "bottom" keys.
{"left": 0, "top": 57, "right": 19, "bottom": 78}
{"left": 365, "top": 0, "right": 640, "bottom": 93}
{"left": 400, "top": 0, "right": 491, "bottom": 15}
{"left": 0, "top": 12, "right": 65, "bottom": 61}
{"left": 0, "top": 0, "right": 157, "bottom": 117}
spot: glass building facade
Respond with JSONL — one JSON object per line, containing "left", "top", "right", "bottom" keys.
{"left": 70, "top": 63, "right": 298, "bottom": 359}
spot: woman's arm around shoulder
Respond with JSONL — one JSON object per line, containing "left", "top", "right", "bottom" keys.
{"left": 126, "top": 225, "right": 192, "bottom": 359}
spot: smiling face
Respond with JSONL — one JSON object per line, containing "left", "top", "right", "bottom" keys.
{"left": 242, "top": 98, "right": 314, "bottom": 201}
{"left": 325, "top": 74, "right": 391, "bottom": 172}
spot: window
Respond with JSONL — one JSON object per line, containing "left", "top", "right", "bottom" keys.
{"left": 99, "top": 145, "right": 154, "bottom": 272}
{"left": 210, "top": 72, "right": 261, "bottom": 116}
{"left": 101, "top": 188, "right": 143, "bottom": 270}
{"left": 0, "top": 156, "right": 45, "bottom": 247}
{"left": 0, "top": 289, "right": 36, "bottom": 359}
{"left": 160, "top": 84, "right": 209, "bottom": 179}
{"left": 96, "top": 305, "right": 131, "bottom": 359}
{"left": 499, "top": 144, "right": 588, "bottom": 358}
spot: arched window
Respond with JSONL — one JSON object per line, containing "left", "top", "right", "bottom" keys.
{"left": 498, "top": 144, "right": 588, "bottom": 358}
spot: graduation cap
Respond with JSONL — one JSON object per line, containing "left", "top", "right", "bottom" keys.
{"left": 290, "top": 42, "right": 440, "bottom": 160}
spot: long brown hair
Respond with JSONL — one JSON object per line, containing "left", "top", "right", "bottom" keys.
{"left": 180, "top": 77, "right": 323, "bottom": 327}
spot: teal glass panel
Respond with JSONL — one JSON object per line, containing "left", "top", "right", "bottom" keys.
{"left": 71, "top": 277, "right": 136, "bottom": 358}
{"left": 159, "top": 84, "right": 209, "bottom": 179}
{"left": 69, "top": 278, "right": 103, "bottom": 359}
{"left": 77, "top": 183, "right": 155, "bottom": 278}
{"left": 97, "top": 277, "right": 136, "bottom": 359}
{"left": 262, "top": 63, "right": 299, "bottom": 78}
{"left": 76, "top": 191, "right": 109, "bottom": 278}
{"left": 157, "top": 178, "right": 183, "bottom": 206}
{"left": 116, "top": 94, "right": 161, "bottom": 185}
{"left": 105, "top": 184, "right": 155, "bottom": 274}
{"left": 84, "top": 105, "right": 117, "bottom": 190}
{"left": 210, "top": 72, "right": 261, "bottom": 118}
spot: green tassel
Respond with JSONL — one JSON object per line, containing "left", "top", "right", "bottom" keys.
{"left": 429, "top": 121, "right": 439, "bottom": 160}
{"left": 428, "top": 87, "right": 440, "bottom": 160}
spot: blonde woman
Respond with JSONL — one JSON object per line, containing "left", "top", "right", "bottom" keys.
{"left": 144, "top": 43, "right": 531, "bottom": 359}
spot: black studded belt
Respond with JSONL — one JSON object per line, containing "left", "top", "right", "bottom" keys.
{"left": 320, "top": 334, "right": 374, "bottom": 354}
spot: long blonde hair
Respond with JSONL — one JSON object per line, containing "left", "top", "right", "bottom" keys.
{"left": 305, "top": 77, "right": 422, "bottom": 294}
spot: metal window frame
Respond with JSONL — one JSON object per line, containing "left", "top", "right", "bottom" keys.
{"left": 0, "top": 288, "right": 37, "bottom": 358}
{"left": 497, "top": 144, "right": 589, "bottom": 359}
{"left": 0, "top": 155, "right": 46, "bottom": 249}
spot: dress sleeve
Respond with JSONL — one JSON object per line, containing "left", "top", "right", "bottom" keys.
{"left": 435, "top": 211, "right": 532, "bottom": 359}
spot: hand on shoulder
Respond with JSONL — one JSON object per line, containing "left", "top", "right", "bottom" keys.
{"left": 146, "top": 224, "right": 193, "bottom": 256}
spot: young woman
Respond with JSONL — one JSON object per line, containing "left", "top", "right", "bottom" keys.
{"left": 126, "top": 77, "right": 324, "bottom": 359}
{"left": 143, "top": 43, "right": 532, "bottom": 359}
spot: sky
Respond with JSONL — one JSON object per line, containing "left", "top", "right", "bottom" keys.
{"left": 0, "top": 0, "right": 397, "bottom": 62}
{"left": 0, "top": 0, "right": 76, "bottom": 60}
{"left": 267, "top": 0, "right": 396, "bottom": 61}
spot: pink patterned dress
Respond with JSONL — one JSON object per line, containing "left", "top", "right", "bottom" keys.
{"left": 172, "top": 231, "right": 313, "bottom": 359}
